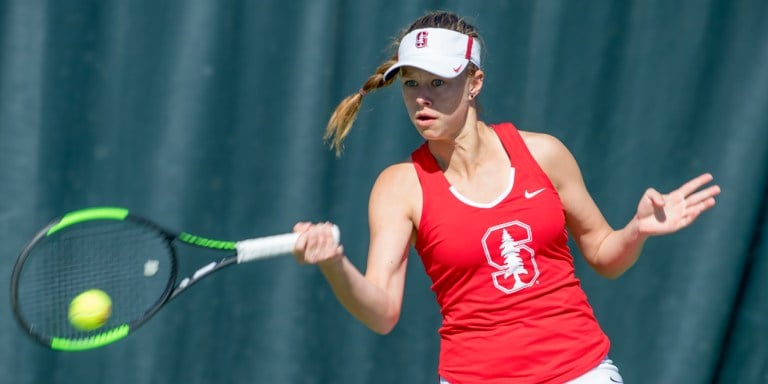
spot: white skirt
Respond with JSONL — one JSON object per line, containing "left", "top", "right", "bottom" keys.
{"left": 439, "top": 357, "right": 623, "bottom": 384}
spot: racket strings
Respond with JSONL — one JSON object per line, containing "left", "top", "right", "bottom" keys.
{"left": 14, "top": 220, "right": 175, "bottom": 341}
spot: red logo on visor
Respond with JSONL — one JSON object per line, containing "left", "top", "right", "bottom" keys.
{"left": 415, "top": 31, "right": 428, "bottom": 48}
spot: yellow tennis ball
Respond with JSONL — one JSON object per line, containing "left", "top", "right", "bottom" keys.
{"left": 68, "top": 289, "right": 112, "bottom": 331}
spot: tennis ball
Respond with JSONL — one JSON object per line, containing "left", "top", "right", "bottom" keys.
{"left": 68, "top": 289, "right": 112, "bottom": 331}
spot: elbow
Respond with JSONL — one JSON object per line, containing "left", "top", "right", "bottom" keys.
{"left": 596, "top": 269, "right": 624, "bottom": 280}
{"left": 591, "top": 262, "right": 632, "bottom": 280}
{"left": 368, "top": 312, "right": 400, "bottom": 335}
{"left": 371, "top": 325, "right": 395, "bottom": 335}
{"left": 585, "top": 249, "right": 636, "bottom": 280}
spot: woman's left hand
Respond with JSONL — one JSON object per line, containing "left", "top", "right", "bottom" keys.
{"left": 635, "top": 173, "right": 721, "bottom": 236}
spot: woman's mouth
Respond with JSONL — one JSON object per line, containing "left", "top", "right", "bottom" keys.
{"left": 415, "top": 112, "right": 437, "bottom": 125}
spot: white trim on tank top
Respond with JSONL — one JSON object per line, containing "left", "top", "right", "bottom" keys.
{"left": 448, "top": 168, "right": 515, "bottom": 209}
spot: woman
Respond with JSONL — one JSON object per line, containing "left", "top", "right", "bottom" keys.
{"left": 293, "top": 11, "right": 720, "bottom": 383}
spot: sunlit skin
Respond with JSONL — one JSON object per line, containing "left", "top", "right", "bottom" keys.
{"left": 291, "top": 65, "right": 721, "bottom": 334}
{"left": 399, "top": 67, "right": 516, "bottom": 204}
{"left": 400, "top": 67, "right": 478, "bottom": 140}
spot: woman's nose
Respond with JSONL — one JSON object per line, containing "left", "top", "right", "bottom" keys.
{"left": 416, "top": 92, "right": 432, "bottom": 106}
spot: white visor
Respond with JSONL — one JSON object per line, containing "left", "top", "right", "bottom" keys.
{"left": 384, "top": 28, "right": 481, "bottom": 81}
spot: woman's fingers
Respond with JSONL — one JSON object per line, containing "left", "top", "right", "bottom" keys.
{"left": 293, "top": 222, "right": 341, "bottom": 264}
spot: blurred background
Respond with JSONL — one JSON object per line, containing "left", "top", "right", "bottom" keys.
{"left": 1, "top": 0, "right": 766, "bottom": 383}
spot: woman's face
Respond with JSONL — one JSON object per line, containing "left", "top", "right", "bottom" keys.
{"left": 399, "top": 67, "right": 482, "bottom": 140}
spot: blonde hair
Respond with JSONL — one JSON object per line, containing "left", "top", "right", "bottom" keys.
{"left": 324, "top": 11, "right": 482, "bottom": 155}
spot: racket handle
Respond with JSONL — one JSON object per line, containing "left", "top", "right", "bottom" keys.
{"left": 235, "top": 225, "right": 340, "bottom": 263}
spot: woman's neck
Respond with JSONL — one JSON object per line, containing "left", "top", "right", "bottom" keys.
{"left": 428, "top": 121, "right": 503, "bottom": 175}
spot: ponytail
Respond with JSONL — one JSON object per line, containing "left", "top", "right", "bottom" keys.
{"left": 324, "top": 58, "right": 398, "bottom": 155}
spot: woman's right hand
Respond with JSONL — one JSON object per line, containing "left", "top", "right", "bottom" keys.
{"left": 292, "top": 222, "right": 344, "bottom": 265}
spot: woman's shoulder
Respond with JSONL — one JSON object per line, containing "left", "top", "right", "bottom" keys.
{"left": 491, "top": 122, "right": 564, "bottom": 148}
{"left": 518, "top": 131, "right": 568, "bottom": 160}
{"left": 518, "top": 129, "right": 560, "bottom": 145}
{"left": 370, "top": 159, "right": 422, "bottom": 221}
{"left": 376, "top": 159, "right": 419, "bottom": 187}
{"left": 517, "top": 130, "right": 578, "bottom": 185}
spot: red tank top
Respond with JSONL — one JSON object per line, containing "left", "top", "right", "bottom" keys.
{"left": 412, "top": 123, "right": 610, "bottom": 383}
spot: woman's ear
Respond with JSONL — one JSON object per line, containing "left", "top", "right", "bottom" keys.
{"left": 469, "top": 69, "right": 484, "bottom": 98}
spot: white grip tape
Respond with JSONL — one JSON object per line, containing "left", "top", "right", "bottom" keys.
{"left": 235, "top": 225, "right": 340, "bottom": 263}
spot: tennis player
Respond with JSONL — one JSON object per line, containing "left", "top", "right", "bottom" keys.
{"left": 293, "top": 10, "right": 720, "bottom": 383}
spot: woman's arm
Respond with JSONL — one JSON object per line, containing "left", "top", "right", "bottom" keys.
{"left": 293, "top": 162, "right": 417, "bottom": 334}
{"left": 524, "top": 132, "right": 720, "bottom": 278}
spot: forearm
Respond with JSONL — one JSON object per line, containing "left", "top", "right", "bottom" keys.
{"left": 589, "top": 218, "right": 650, "bottom": 279}
{"left": 592, "top": 173, "right": 720, "bottom": 279}
{"left": 317, "top": 256, "right": 401, "bottom": 334}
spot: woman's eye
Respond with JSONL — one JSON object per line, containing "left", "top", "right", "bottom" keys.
{"left": 431, "top": 79, "right": 445, "bottom": 87}
{"left": 404, "top": 80, "right": 417, "bottom": 87}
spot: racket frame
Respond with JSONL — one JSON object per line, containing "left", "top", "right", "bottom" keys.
{"left": 10, "top": 207, "right": 179, "bottom": 351}
{"left": 10, "top": 206, "right": 333, "bottom": 351}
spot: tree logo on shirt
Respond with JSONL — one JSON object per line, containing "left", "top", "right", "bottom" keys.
{"left": 481, "top": 221, "right": 539, "bottom": 294}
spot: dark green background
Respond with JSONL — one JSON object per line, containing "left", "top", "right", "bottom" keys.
{"left": 1, "top": 1, "right": 766, "bottom": 383}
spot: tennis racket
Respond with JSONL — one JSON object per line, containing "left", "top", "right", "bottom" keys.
{"left": 10, "top": 206, "right": 339, "bottom": 351}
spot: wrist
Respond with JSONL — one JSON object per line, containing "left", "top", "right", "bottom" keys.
{"left": 318, "top": 254, "right": 346, "bottom": 271}
{"left": 630, "top": 215, "right": 652, "bottom": 242}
